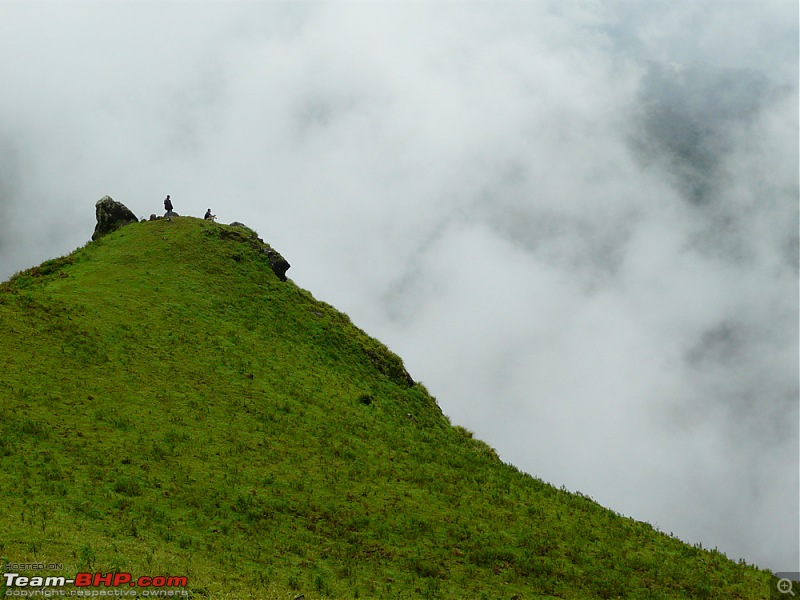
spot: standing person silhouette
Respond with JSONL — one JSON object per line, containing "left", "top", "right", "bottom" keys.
{"left": 164, "top": 195, "right": 174, "bottom": 221}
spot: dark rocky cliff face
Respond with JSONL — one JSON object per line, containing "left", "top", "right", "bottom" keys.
{"left": 225, "top": 222, "right": 291, "bottom": 281}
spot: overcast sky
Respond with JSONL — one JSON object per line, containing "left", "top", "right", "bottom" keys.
{"left": 0, "top": 0, "right": 797, "bottom": 573}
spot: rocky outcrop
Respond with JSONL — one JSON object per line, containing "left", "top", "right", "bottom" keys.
{"left": 92, "top": 196, "right": 138, "bottom": 240}
{"left": 262, "top": 245, "right": 290, "bottom": 282}
{"left": 220, "top": 222, "right": 291, "bottom": 282}
{"left": 148, "top": 213, "right": 179, "bottom": 221}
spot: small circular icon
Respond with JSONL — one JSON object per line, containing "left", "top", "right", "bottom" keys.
{"left": 778, "top": 578, "right": 796, "bottom": 596}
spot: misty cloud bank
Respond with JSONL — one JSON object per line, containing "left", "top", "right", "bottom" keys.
{"left": 0, "top": 1, "right": 796, "bottom": 572}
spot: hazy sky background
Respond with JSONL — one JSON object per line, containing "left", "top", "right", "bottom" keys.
{"left": 0, "top": 0, "right": 797, "bottom": 572}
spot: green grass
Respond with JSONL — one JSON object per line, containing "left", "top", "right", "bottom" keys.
{"left": 0, "top": 216, "right": 776, "bottom": 598}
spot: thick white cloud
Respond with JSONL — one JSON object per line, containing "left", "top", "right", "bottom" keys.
{"left": 0, "top": 0, "right": 796, "bottom": 572}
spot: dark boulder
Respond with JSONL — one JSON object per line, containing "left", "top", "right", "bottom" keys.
{"left": 92, "top": 196, "right": 138, "bottom": 240}
{"left": 218, "top": 223, "right": 291, "bottom": 281}
{"left": 261, "top": 245, "right": 291, "bottom": 282}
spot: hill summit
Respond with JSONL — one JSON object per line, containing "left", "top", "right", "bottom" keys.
{"left": 0, "top": 202, "right": 776, "bottom": 599}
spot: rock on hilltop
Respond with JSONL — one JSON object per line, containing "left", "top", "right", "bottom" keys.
{"left": 92, "top": 196, "right": 138, "bottom": 240}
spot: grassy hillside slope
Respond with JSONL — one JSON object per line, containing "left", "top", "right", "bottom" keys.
{"left": 0, "top": 216, "right": 774, "bottom": 599}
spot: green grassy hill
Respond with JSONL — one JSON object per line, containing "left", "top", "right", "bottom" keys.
{"left": 0, "top": 215, "right": 775, "bottom": 599}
